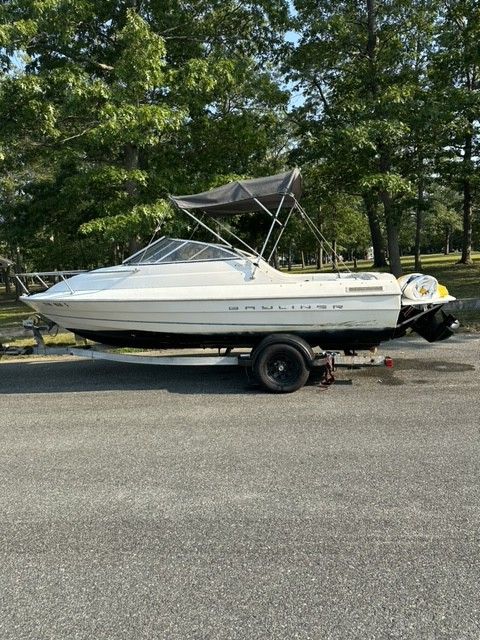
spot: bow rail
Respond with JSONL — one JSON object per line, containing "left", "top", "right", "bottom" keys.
{"left": 14, "top": 270, "right": 87, "bottom": 296}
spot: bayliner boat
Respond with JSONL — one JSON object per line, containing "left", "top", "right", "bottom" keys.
{"left": 21, "top": 169, "right": 458, "bottom": 352}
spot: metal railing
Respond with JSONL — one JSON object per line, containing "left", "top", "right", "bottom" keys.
{"left": 14, "top": 270, "right": 87, "bottom": 296}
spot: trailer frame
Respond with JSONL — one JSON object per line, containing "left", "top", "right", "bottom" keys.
{"left": 19, "top": 319, "right": 393, "bottom": 393}
{"left": 67, "top": 343, "right": 393, "bottom": 392}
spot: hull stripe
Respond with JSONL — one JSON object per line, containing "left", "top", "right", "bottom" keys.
{"left": 36, "top": 312, "right": 391, "bottom": 329}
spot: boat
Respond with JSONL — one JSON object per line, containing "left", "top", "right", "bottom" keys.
{"left": 20, "top": 169, "right": 458, "bottom": 352}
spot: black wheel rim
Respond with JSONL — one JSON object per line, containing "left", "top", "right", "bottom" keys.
{"left": 265, "top": 352, "right": 300, "bottom": 385}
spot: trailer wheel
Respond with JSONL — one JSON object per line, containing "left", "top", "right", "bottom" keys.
{"left": 254, "top": 343, "right": 309, "bottom": 393}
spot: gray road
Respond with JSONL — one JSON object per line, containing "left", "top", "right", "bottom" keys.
{"left": 0, "top": 336, "right": 479, "bottom": 640}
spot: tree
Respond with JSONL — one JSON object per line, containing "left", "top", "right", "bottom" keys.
{"left": 430, "top": 0, "right": 480, "bottom": 265}
{"left": 424, "top": 186, "right": 462, "bottom": 255}
{"left": 287, "top": 0, "right": 445, "bottom": 276}
{"left": 0, "top": 0, "right": 290, "bottom": 268}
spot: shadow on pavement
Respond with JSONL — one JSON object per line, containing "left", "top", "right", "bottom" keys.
{"left": 0, "top": 359, "right": 257, "bottom": 395}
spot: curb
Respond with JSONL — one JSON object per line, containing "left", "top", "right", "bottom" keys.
{"left": 445, "top": 298, "right": 480, "bottom": 311}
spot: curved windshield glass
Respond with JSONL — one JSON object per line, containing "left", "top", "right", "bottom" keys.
{"left": 123, "top": 237, "right": 239, "bottom": 265}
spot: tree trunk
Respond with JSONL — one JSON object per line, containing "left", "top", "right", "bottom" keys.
{"left": 287, "top": 245, "right": 292, "bottom": 271}
{"left": 316, "top": 244, "right": 323, "bottom": 270}
{"left": 414, "top": 175, "right": 424, "bottom": 271}
{"left": 366, "top": 0, "right": 401, "bottom": 275}
{"left": 444, "top": 227, "right": 451, "bottom": 255}
{"left": 14, "top": 249, "right": 23, "bottom": 300}
{"left": 301, "top": 250, "right": 305, "bottom": 269}
{"left": 362, "top": 0, "right": 382, "bottom": 266}
{"left": 331, "top": 239, "right": 337, "bottom": 271}
{"left": 363, "top": 194, "right": 387, "bottom": 267}
{"left": 378, "top": 144, "right": 402, "bottom": 276}
{"left": 459, "top": 132, "right": 473, "bottom": 265}
{"left": 380, "top": 190, "right": 402, "bottom": 277}
{"left": 384, "top": 212, "right": 402, "bottom": 277}
{"left": 4, "top": 266, "right": 11, "bottom": 295}
{"left": 124, "top": 143, "right": 141, "bottom": 255}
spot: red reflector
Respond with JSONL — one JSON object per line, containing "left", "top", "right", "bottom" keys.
{"left": 384, "top": 356, "right": 394, "bottom": 368}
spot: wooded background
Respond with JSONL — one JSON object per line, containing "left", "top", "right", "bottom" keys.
{"left": 1, "top": 0, "right": 479, "bottom": 276}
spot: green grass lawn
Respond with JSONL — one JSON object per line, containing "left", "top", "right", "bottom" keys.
{"left": 0, "top": 292, "right": 79, "bottom": 346}
{"left": 0, "top": 297, "right": 33, "bottom": 334}
{"left": 416, "top": 257, "right": 480, "bottom": 300}
{"left": 285, "top": 251, "right": 480, "bottom": 298}
{"left": 285, "top": 252, "right": 480, "bottom": 331}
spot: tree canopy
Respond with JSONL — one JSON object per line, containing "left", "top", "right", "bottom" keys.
{"left": 0, "top": 0, "right": 478, "bottom": 273}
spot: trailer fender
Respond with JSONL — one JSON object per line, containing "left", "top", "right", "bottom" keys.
{"left": 251, "top": 333, "right": 315, "bottom": 368}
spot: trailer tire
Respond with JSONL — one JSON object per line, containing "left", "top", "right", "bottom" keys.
{"left": 254, "top": 343, "right": 309, "bottom": 393}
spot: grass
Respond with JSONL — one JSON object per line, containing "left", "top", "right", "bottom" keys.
{"left": 1, "top": 332, "right": 79, "bottom": 349}
{"left": 457, "top": 310, "right": 480, "bottom": 333}
{"left": 1, "top": 252, "right": 479, "bottom": 345}
{"left": 0, "top": 298, "right": 34, "bottom": 333}
{"left": 286, "top": 252, "right": 480, "bottom": 331}
{"left": 416, "top": 259, "right": 480, "bottom": 300}
{"left": 285, "top": 252, "right": 480, "bottom": 298}
{"left": 0, "top": 292, "right": 79, "bottom": 347}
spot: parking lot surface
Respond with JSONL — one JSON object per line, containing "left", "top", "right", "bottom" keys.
{"left": 1, "top": 335, "right": 479, "bottom": 639}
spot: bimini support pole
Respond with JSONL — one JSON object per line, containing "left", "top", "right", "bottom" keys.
{"left": 267, "top": 203, "right": 296, "bottom": 263}
{"left": 179, "top": 207, "right": 235, "bottom": 249}
{"left": 255, "top": 194, "right": 286, "bottom": 261}
{"left": 296, "top": 202, "right": 352, "bottom": 274}
{"left": 176, "top": 206, "right": 260, "bottom": 269}
{"left": 207, "top": 216, "right": 260, "bottom": 257}
{"left": 242, "top": 171, "right": 298, "bottom": 278}
{"left": 169, "top": 198, "right": 259, "bottom": 270}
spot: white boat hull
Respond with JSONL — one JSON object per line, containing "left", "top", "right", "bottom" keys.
{"left": 21, "top": 254, "right": 456, "bottom": 350}
{"left": 27, "top": 295, "right": 397, "bottom": 333}
{"left": 24, "top": 290, "right": 400, "bottom": 349}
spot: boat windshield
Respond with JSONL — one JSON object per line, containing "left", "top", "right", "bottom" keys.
{"left": 123, "top": 237, "right": 240, "bottom": 265}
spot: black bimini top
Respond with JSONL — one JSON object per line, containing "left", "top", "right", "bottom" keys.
{"left": 170, "top": 169, "right": 302, "bottom": 216}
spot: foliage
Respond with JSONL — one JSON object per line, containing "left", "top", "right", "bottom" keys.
{"left": 285, "top": 0, "right": 479, "bottom": 269}
{"left": 0, "top": 0, "right": 479, "bottom": 273}
{"left": 429, "top": 0, "right": 480, "bottom": 263}
{"left": 0, "top": 0, "right": 290, "bottom": 267}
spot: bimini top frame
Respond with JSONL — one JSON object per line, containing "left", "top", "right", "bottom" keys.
{"left": 170, "top": 169, "right": 301, "bottom": 271}
{"left": 170, "top": 169, "right": 302, "bottom": 216}
{"left": 169, "top": 168, "right": 348, "bottom": 276}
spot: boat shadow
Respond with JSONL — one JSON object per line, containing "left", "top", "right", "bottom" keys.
{"left": 0, "top": 359, "right": 261, "bottom": 395}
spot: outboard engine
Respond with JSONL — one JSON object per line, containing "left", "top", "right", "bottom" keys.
{"left": 396, "top": 273, "right": 459, "bottom": 343}
{"left": 411, "top": 308, "right": 459, "bottom": 342}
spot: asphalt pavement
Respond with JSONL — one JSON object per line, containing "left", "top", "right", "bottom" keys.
{"left": 0, "top": 335, "right": 479, "bottom": 640}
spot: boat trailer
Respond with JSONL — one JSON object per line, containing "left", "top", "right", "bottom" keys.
{"left": 70, "top": 345, "right": 392, "bottom": 391}
{"left": 18, "top": 320, "right": 393, "bottom": 393}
